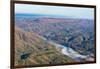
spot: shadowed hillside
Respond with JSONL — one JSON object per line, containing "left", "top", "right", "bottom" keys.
{"left": 15, "top": 27, "right": 75, "bottom": 66}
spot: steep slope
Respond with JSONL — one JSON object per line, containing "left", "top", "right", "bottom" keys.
{"left": 15, "top": 27, "right": 75, "bottom": 66}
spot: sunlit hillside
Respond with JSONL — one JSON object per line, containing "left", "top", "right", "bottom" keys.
{"left": 15, "top": 27, "right": 75, "bottom": 66}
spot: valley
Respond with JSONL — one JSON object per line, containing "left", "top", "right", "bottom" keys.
{"left": 15, "top": 13, "right": 95, "bottom": 66}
